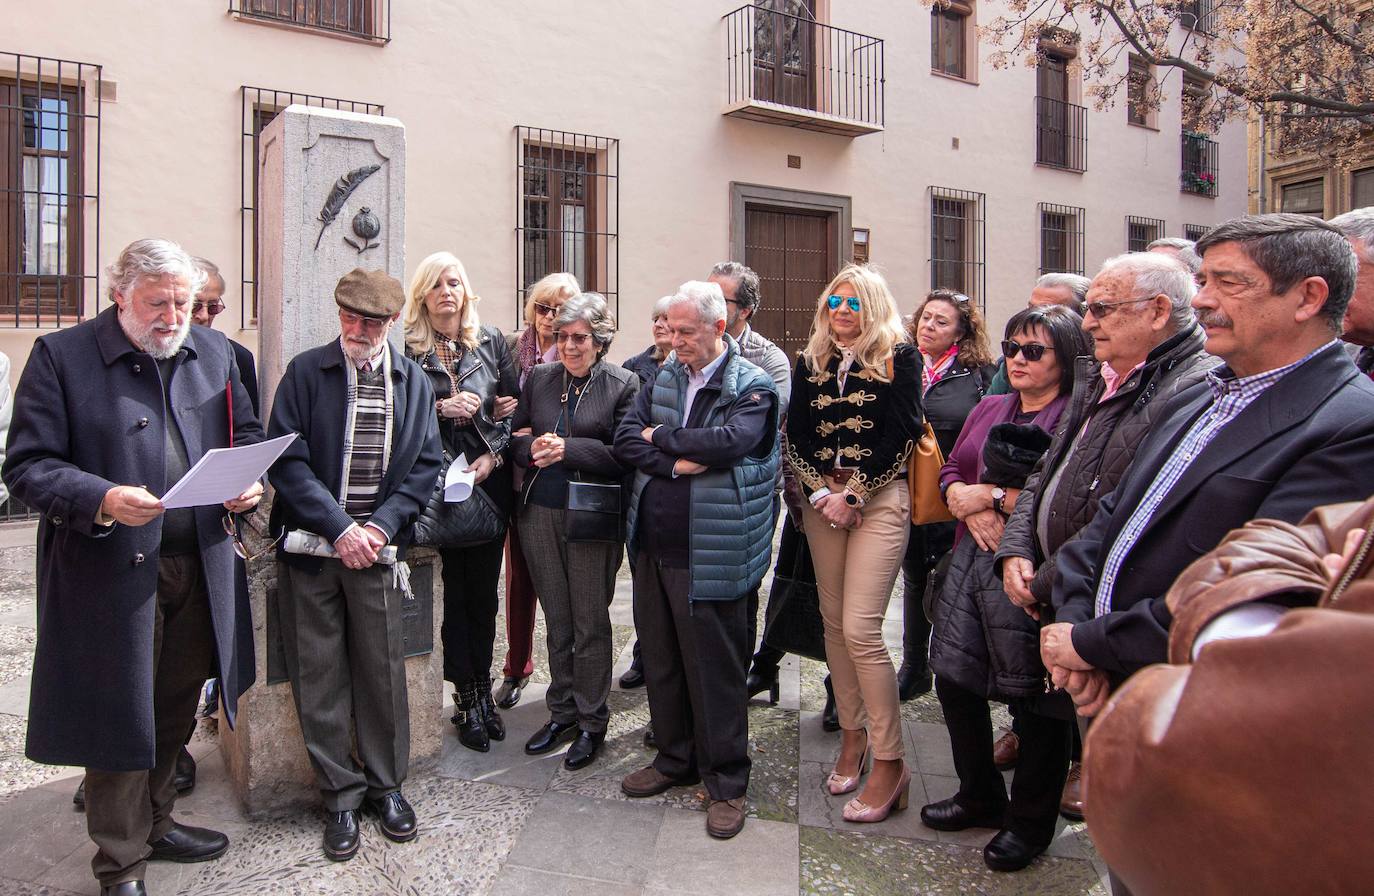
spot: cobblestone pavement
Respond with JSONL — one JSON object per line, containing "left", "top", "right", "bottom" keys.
{"left": 0, "top": 525, "right": 1108, "bottom": 895}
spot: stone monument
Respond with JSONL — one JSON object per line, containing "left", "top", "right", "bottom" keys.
{"left": 221, "top": 105, "right": 445, "bottom": 815}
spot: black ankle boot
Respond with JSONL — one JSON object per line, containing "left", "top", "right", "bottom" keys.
{"left": 896, "top": 661, "right": 933, "bottom": 701}
{"left": 478, "top": 678, "right": 506, "bottom": 741}
{"left": 452, "top": 685, "right": 489, "bottom": 753}
{"left": 746, "top": 669, "right": 780, "bottom": 705}
{"left": 821, "top": 674, "right": 840, "bottom": 732}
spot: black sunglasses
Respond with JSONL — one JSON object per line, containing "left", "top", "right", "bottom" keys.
{"left": 1001, "top": 340, "right": 1052, "bottom": 362}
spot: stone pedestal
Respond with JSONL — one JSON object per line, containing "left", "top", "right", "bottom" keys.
{"left": 221, "top": 105, "right": 444, "bottom": 817}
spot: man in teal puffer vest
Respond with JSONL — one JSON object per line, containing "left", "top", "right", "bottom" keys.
{"left": 614, "top": 280, "right": 779, "bottom": 840}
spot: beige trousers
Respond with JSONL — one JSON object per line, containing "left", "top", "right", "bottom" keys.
{"left": 802, "top": 476, "right": 911, "bottom": 760}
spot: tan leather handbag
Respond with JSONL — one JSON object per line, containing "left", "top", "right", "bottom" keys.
{"left": 1083, "top": 498, "right": 1374, "bottom": 895}
{"left": 908, "top": 421, "right": 954, "bottom": 525}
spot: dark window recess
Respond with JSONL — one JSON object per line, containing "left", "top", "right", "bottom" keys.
{"left": 1352, "top": 169, "right": 1374, "bottom": 210}
{"left": 1180, "top": 0, "right": 1215, "bottom": 34}
{"left": 0, "top": 54, "right": 101, "bottom": 327}
{"left": 931, "top": 3, "right": 969, "bottom": 78}
{"left": 516, "top": 126, "right": 619, "bottom": 326}
{"left": 1180, "top": 132, "right": 1219, "bottom": 197}
{"left": 230, "top": 0, "right": 390, "bottom": 42}
{"left": 929, "top": 186, "right": 986, "bottom": 307}
{"left": 1039, "top": 203, "right": 1085, "bottom": 276}
{"left": 1280, "top": 179, "right": 1325, "bottom": 216}
{"left": 852, "top": 227, "right": 870, "bottom": 265}
{"left": 240, "top": 86, "right": 383, "bottom": 327}
{"left": 1035, "top": 55, "right": 1086, "bottom": 172}
{"left": 1184, "top": 223, "right": 1210, "bottom": 242}
{"left": 1126, "top": 55, "right": 1150, "bottom": 126}
{"left": 1126, "top": 215, "right": 1165, "bottom": 252}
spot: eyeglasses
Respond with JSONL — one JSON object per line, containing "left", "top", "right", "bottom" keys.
{"left": 534, "top": 302, "right": 561, "bottom": 317}
{"left": 1001, "top": 340, "right": 1053, "bottom": 362}
{"left": 222, "top": 513, "right": 284, "bottom": 562}
{"left": 1085, "top": 297, "right": 1152, "bottom": 319}
{"left": 827, "top": 294, "right": 862, "bottom": 313}
{"left": 193, "top": 300, "right": 225, "bottom": 317}
{"left": 555, "top": 331, "right": 593, "bottom": 346}
{"left": 339, "top": 310, "right": 391, "bottom": 333}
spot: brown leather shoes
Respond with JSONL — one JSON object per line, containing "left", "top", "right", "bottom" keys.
{"left": 1059, "top": 761, "right": 1084, "bottom": 821}
{"left": 706, "top": 797, "right": 747, "bottom": 839}
{"left": 620, "top": 765, "right": 700, "bottom": 798}
{"left": 993, "top": 729, "right": 1019, "bottom": 771}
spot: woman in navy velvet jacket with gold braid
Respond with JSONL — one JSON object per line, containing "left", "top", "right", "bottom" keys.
{"left": 785, "top": 263, "right": 922, "bottom": 825}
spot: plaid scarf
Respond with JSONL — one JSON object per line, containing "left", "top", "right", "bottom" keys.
{"left": 921, "top": 344, "right": 960, "bottom": 392}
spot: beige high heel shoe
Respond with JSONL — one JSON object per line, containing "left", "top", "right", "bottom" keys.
{"left": 826, "top": 732, "right": 872, "bottom": 796}
{"left": 842, "top": 764, "right": 912, "bottom": 823}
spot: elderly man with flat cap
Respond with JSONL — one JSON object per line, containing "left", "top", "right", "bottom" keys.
{"left": 267, "top": 269, "right": 441, "bottom": 862}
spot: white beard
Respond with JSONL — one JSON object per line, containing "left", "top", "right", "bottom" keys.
{"left": 122, "top": 313, "right": 191, "bottom": 360}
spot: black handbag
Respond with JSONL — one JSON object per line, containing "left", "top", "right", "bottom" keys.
{"left": 565, "top": 477, "right": 623, "bottom": 543}
{"left": 762, "top": 518, "right": 827, "bottom": 663}
{"left": 413, "top": 451, "right": 505, "bottom": 548}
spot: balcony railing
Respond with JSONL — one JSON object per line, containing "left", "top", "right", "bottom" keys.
{"left": 1181, "top": 132, "right": 1219, "bottom": 197}
{"left": 229, "top": 0, "right": 390, "bottom": 43}
{"left": 723, "top": 4, "right": 884, "bottom": 137}
{"left": 1035, "top": 96, "right": 1087, "bottom": 172}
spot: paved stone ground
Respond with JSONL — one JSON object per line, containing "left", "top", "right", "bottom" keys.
{"left": 0, "top": 523, "right": 1109, "bottom": 895}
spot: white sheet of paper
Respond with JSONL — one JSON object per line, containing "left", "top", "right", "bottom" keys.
{"left": 444, "top": 453, "right": 475, "bottom": 503}
{"left": 160, "top": 433, "right": 298, "bottom": 509}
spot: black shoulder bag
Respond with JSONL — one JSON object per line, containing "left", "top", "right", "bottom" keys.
{"left": 559, "top": 369, "right": 623, "bottom": 544}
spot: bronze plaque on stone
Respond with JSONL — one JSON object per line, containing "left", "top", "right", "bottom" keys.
{"left": 402, "top": 563, "right": 435, "bottom": 657}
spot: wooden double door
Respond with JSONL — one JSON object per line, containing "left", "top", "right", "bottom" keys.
{"left": 744, "top": 205, "right": 838, "bottom": 362}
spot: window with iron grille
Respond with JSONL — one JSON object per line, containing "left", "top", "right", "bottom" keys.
{"left": 931, "top": 1, "right": 970, "bottom": 79}
{"left": 1039, "top": 203, "right": 1085, "bottom": 275}
{"left": 1184, "top": 223, "right": 1210, "bottom": 242}
{"left": 229, "top": 0, "right": 390, "bottom": 43}
{"left": 239, "top": 86, "right": 383, "bottom": 326}
{"left": 1126, "top": 215, "right": 1165, "bottom": 251}
{"left": 852, "top": 227, "right": 870, "bottom": 264}
{"left": 929, "top": 186, "right": 986, "bottom": 306}
{"left": 1352, "top": 168, "right": 1374, "bottom": 210}
{"left": 1, "top": 53, "right": 101, "bottom": 327}
{"left": 516, "top": 127, "right": 619, "bottom": 324}
{"left": 1279, "top": 178, "right": 1324, "bottom": 216}
{"left": 1126, "top": 55, "right": 1151, "bottom": 127}
{"left": 1180, "top": 0, "right": 1214, "bottom": 34}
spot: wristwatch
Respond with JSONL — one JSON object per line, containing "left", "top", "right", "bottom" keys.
{"left": 991, "top": 487, "right": 1007, "bottom": 515}
{"left": 844, "top": 490, "right": 861, "bottom": 508}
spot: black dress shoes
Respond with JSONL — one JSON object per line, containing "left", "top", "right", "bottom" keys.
{"left": 74, "top": 777, "right": 85, "bottom": 810}
{"left": 564, "top": 730, "right": 605, "bottom": 770}
{"left": 525, "top": 719, "right": 579, "bottom": 755}
{"left": 494, "top": 675, "right": 528, "bottom": 709}
{"left": 323, "top": 808, "right": 360, "bottom": 861}
{"left": 174, "top": 746, "right": 197, "bottom": 794}
{"left": 364, "top": 791, "right": 418, "bottom": 842}
{"left": 983, "top": 828, "right": 1047, "bottom": 872}
{"left": 745, "top": 670, "right": 780, "bottom": 705}
{"left": 896, "top": 662, "right": 933, "bottom": 701}
{"left": 147, "top": 822, "right": 229, "bottom": 863}
{"left": 618, "top": 664, "right": 645, "bottom": 689}
{"left": 821, "top": 675, "right": 840, "bottom": 733}
{"left": 101, "top": 882, "right": 147, "bottom": 896}
{"left": 919, "top": 796, "right": 1007, "bottom": 832}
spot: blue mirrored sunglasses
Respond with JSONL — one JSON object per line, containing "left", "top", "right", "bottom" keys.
{"left": 827, "top": 294, "right": 861, "bottom": 312}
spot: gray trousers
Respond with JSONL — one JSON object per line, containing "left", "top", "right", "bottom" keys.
{"left": 518, "top": 504, "right": 622, "bottom": 733}
{"left": 86, "top": 553, "right": 214, "bottom": 886}
{"left": 278, "top": 558, "right": 409, "bottom": 811}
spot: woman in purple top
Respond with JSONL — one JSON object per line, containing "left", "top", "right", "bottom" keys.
{"left": 922, "top": 304, "right": 1094, "bottom": 874}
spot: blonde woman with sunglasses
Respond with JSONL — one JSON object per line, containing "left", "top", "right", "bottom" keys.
{"left": 785, "top": 263, "right": 922, "bottom": 824}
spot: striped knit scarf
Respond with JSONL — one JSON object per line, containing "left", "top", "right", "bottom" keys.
{"left": 338, "top": 339, "right": 395, "bottom": 514}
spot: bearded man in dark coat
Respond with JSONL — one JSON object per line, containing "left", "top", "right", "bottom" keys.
{"left": 3, "top": 238, "right": 264, "bottom": 896}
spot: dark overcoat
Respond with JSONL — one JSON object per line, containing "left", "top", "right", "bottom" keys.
{"left": 3, "top": 307, "right": 264, "bottom": 770}
{"left": 267, "top": 339, "right": 442, "bottom": 573}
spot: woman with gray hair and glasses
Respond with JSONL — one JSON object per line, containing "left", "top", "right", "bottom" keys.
{"left": 512, "top": 293, "right": 639, "bottom": 770}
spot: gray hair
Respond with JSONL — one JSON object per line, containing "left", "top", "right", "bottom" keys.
{"left": 190, "top": 256, "right": 225, "bottom": 292}
{"left": 1329, "top": 207, "right": 1374, "bottom": 263}
{"left": 709, "top": 261, "right": 762, "bottom": 313}
{"left": 107, "top": 238, "right": 205, "bottom": 302}
{"left": 651, "top": 295, "right": 673, "bottom": 320}
{"left": 669, "top": 280, "right": 727, "bottom": 326}
{"left": 1197, "top": 213, "right": 1359, "bottom": 333}
{"left": 555, "top": 291, "right": 617, "bottom": 357}
{"left": 1146, "top": 237, "right": 1203, "bottom": 274}
{"left": 1034, "top": 272, "right": 1092, "bottom": 313}
{"left": 1097, "top": 252, "right": 1197, "bottom": 329}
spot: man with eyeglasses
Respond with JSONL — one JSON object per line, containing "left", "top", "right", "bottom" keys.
{"left": 266, "top": 268, "right": 441, "bottom": 863}
{"left": 3, "top": 239, "right": 264, "bottom": 896}
{"left": 191, "top": 258, "right": 260, "bottom": 416}
{"left": 986, "top": 273, "right": 1091, "bottom": 395}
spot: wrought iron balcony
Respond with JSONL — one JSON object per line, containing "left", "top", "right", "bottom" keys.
{"left": 1181, "top": 132, "right": 1219, "bottom": 197}
{"left": 723, "top": 4, "right": 884, "bottom": 137}
{"left": 1035, "top": 96, "right": 1087, "bottom": 173}
{"left": 229, "top": 0, "right": 390, "bottom": 43}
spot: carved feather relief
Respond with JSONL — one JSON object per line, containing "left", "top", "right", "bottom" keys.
{"left": 314, "top": 164, "right": 381, "bottom": 250}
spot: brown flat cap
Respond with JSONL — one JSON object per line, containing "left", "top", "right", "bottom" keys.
{"left": 335, "top": 268, "right": 404, "bottom": 319}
